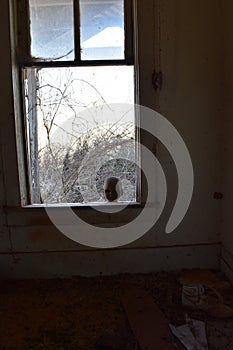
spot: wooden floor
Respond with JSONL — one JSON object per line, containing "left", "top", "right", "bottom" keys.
{"left": 0, "top": 271, "right": 232, "bottom": 350}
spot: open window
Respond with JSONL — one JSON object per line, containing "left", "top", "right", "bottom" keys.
{"left": 14, "top": 0, "right": 139, "bottom": 206}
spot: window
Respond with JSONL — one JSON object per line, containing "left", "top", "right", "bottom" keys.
{"left": 15, "top": 0, "right": 139, "bottom": 206}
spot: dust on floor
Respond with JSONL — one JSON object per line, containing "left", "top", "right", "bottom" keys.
{"left": 0, "top": 271, "right": 232, "bottom": 350}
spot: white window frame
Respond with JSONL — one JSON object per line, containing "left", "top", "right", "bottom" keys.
{"left": 16, "top": 0, "right": 141, "bottom": 206}
{"left": 0, "top": 0, "right": 159, "bottom": 227}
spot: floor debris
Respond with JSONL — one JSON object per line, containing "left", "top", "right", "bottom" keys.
{"left": 179, "top": 269, "right": 233, "bottom": 319}
{"left": 121, "top": 286, "right": 184, "bottom": 350}
{"left": 169, "top": 316, "right": 208, "bottom": 350}
{"left": 0, "top": 270, "right": 232, "bottom": 349}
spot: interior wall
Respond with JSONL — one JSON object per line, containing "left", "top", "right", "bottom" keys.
{"left": 0, "top": 0, "right": 223, "bottom": 278}
{"left": 221, "top": 0, "right": 233, "bottom": 282}
{"left": 153, "top": 0, "right": 222, "bottom": 249}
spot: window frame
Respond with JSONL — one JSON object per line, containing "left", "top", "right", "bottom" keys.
{"left": 16, "top": 0, "right": 134, "bottom": 67}
{"left": 5, "top": 0, "right": 159, "bottom": 230}
{"left": 13, "top": 0, "right": 142, "bottom": 208}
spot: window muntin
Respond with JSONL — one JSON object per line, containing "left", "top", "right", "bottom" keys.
{"left": 16, "top": 0, "right": 138, "bottom": 205}
{"left": 22, "top": 0, "right": 133, "bottom": 65}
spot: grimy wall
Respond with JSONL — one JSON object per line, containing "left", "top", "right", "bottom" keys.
{"left": 221, "top": 0, "right": 233, "bottom": 283}
{"left": 0, "top": 0, "right": 224, "bottom": 279}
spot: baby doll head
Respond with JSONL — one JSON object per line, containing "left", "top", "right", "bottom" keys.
{"left": 104, "top": 176, "right": 122, "bottom": 202}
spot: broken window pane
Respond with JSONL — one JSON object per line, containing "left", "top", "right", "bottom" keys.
{"left": 80, "top": 0, "right": 125, "bottom": 60}
{"left": 23, "top": 66, "right": 137, "bottom": 204}
{"left": 29, "top": 0, "right": 74, "bottom": 60}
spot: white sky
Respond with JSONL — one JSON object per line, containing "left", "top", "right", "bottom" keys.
{"left": 37, "top": 65, "right": 135, "bottom": 149}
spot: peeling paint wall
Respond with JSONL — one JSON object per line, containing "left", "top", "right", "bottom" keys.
{"left": 0, "top": 0, "right": 224, "bottom": 278}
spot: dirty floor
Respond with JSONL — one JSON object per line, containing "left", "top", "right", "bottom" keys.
{"left": 0, "top": 271, "right": 233, "bottom": 350}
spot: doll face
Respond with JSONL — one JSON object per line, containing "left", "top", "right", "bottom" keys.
{"left": 104, "top": 177, "right": 122, "bottom": 202}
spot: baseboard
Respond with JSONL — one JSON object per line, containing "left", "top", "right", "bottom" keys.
{"left": 0, "top": 243, "right": 220, "bottom": 279}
